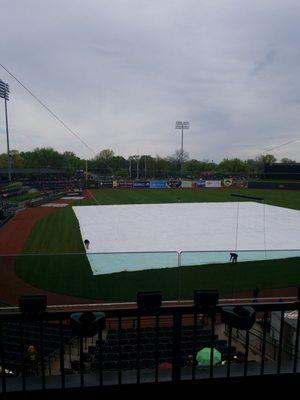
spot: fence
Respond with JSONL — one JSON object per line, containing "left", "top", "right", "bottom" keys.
{"left": 0, "top": 299, "right": 299, "bottom": 395}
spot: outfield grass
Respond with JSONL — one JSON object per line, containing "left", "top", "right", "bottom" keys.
{"left": 78, "top": 188, "right": 300, "bottom": 210}
{"left": 14, "top": 188, "right": 300, "bottom": 301}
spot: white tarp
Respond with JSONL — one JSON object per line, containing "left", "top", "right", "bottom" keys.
{"left": 72, "top": 202, "right": 300, "bottom": 275}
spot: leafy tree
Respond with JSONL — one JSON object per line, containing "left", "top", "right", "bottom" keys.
{"left": 0, "top": 150, "right": 25, "bottom": 168}
{"left": 96, "top": 149, "right": 114, "bottom": 161}
{"left": 217, "top": 158, "right": 248, "bottom": 175}
{"left": 20, "top": 147, "right": 63, "bottom": 169}
{"left": 280, "top": 157, "right": 296, "bottom": 164}
{"left": 62, "top": 151, "right": 83, "bottom": 173}
{"left": 256, "top": 154, "right": 277, "bottom": 165}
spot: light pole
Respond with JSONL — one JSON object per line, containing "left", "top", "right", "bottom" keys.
{"left": 143, "top": 155, "right": 150, "bottom": 179}
{"left": 131, "top": 155, "right": 140, "bottom": 179}
{"left": 85, "top": 159, "right": 88, "bottom": 187}
{"left": 0, "top": 80, "right": 11, "bottom": 182}
{"left": 175, "top": 121, "right": 189, "bottom": 179}
{"left": 129, "top": 158, "right": 132, "bottom": 179}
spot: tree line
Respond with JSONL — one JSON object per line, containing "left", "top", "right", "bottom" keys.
{"left": 0, "top": 147, "right": 297, "bottom": 178}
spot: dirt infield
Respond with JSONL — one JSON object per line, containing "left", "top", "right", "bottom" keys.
{"left": 0, "top": 189, "right": 297, "bottom": 307}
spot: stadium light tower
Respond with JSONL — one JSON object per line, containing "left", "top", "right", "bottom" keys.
{"left": 175, "top": 121, "right": 189, "bottom": 179}
{"left": 144, "top": 154, "right": 151, "bottom": 179}
{"left": 0, "top": 80, "right": 11, "bottom": 181}
{"left": 131, "top": 155, "right": 140, "bottom": 179}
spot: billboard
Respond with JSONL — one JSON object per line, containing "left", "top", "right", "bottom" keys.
{"left": 118, "top": 181, "right": 133, "bottom": 188}
{"left": 166, "top": 180, "right": 182, "bottom": 188}
{"left": 205, "top": 180, "right": 222, "bottom": 188}
{"left": 99, "top": 181, "right": 113, "bottom": 188}
{"left": 196, "top": 180, "right": 206, "bottom": 187}
{"left": 222, "top": 178, "right": 233, "bottom": 187}
{"left": 150, "top": 180, "right": 167, "bottom": 189}
{"left": 133, "top": 181, "right": 150, "bottom": 188}
{"left": 181, "top": 180, "right": 193, "bottom": 188}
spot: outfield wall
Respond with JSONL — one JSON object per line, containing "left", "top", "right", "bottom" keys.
{"left": 94, "top": 179, "right": 248, "bottom": 189}
{"left": 248, "top": 181, "right": 300, "bottom": 190}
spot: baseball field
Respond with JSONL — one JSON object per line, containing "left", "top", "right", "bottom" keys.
{"left": 10, "top": 188, "right": 300, "bottom": 302}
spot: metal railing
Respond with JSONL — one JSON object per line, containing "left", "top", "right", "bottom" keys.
{"left": 0, "top": 299, "right": 299, "bottom": 394}
{"left": 2, "top": 249, "right": 300, "bottom": 273}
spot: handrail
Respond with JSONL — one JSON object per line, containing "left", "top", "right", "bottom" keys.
{"left": 0, "top": 296, "right": 298, "bottom": 312}
{"left": 0, "top": 300, "right": 299, "bottom": 321}
{"left": 1, "top": 248, "right": 300, "bottom": 257}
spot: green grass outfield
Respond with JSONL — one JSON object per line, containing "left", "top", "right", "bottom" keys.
{"left": 78, "top": 187, "right": 300, "bottom": 209}
{"left": 14, "top": 188, "right": 300, "bottom": 301}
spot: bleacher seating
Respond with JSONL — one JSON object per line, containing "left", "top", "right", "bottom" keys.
{"left": 0, "top": 321, "right": 74, "bottom": 375}
{"left": 89, "top": 325, "right": 236, "bottom": 371}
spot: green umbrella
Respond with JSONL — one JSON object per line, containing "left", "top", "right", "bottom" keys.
{"left": 196, "top": 347, "right": 221, "bottom": 367}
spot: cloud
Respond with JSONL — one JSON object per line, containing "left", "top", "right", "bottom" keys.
{"left": 0, "top": 0, "right": 300, "bottom": 161}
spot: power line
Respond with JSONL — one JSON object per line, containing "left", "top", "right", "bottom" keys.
{"left": 0, "top": 63, "right": 96, "bottom": 155}
{"left": 262, "top": 138, "right": 300, "bottom": 154}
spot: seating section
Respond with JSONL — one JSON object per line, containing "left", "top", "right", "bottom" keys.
{"left": 0, "top": 321, "right": 73, "bottom": 374}
{"left": 25, "top": 179, "right": 79, "bottom": 191}
{"left": 1, "top": 322, "right": 237, "bottom": 374}
{"left": 89, "top": 325, "right": 236, "bottom": 371}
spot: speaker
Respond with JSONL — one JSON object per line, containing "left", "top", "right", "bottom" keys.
{"left": 18, "top": 295, "right": 47, "bottom": 314}
{"left": 137, "top": 291, "right": 162, "bottom": 311}
{"left": 194, "top": 289, "right": 219, "bottom": 308}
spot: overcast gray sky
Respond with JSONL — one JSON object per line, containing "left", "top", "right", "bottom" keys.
{"left": 1, "top": 0, "right": 300, "bottom": 161}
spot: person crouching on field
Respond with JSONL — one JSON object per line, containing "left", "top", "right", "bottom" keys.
{"left": 229, "top": 252, "right": 238, "bottom": 263}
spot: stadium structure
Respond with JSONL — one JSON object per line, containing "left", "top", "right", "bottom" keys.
{"left": 0, "top": 170, "right": 300, "bottom": 397}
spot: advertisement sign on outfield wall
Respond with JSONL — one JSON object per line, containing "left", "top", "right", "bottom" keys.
{"left": 222, "top": 178, "right": 233, "bottom": 187}
{"left": 166, "top": 180, "right": 181, "bottom": 188}
{"left": 118, "top": 181, "right": 133, "bottom": 188}
{"left": 133, "top": 181, "right": 150, "bottom": 188}
{"left": 205, "top": 180, "right": 222, "bottom": 188}
{"left": 150, "top": 180, "right": 167, "bottom": 189}
{"left": 99, "top": 181, "right": 113, "bottom": 188}
{"left": 196, "top": 180, "right": 206, "bottom": 187}
{"left": 181, "top": 180, "right": 193, "bottom": 188}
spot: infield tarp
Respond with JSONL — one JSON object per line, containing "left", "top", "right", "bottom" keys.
{"left": 73, "top": 202, "right": 300, "bottom": 275}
